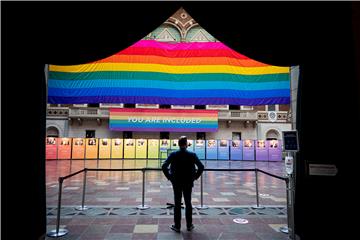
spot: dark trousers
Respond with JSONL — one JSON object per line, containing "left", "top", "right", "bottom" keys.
{"left": 172, "top": 183, "right": 192, "bottom": 228}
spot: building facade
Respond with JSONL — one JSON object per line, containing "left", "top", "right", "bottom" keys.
{"left": 46, "top": 8, "right": 295, "bottom": 141}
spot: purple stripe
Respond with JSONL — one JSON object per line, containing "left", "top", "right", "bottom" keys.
{"left": 48, "top": 96, "right": 290, "bottom": 105}
{"left": 109, "top": 127, "right": 218, "bottom": 132}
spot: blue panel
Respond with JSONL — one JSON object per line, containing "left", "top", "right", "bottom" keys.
{"left": 217, "top": 140, "right": 230, "bottom": 160}
{"left": 187, "top": 140, "right": 195, "bottom": 153}
{"left": 170, "top": 139, "right": 179, "bottom": 150}
{"left": 159, "top": 139, "right": 170, "bottom": 159}
{"left": 206, "top": 140, "right": 218, "bottom": 160}
{"left": 194, "top": 140, "right": 206, "bottom": 159}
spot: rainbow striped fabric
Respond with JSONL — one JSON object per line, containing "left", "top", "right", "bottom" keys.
{"left": 109, "top": 108, "right": 218, "bottom": 132}
{"left": 48, "top": 40, "right": 290, "bottom": 105}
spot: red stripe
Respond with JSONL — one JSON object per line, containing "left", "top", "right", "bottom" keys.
{"left": 96, "top": 55, "right": 268, "bottom": 67}
{"left": 110, "top": 108, "right": 218, "bottom": 114}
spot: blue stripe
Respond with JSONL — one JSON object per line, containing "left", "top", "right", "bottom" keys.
{"left": 48, "top": 87, "right": 290, "bottom": 98}
{"left": 48, "top": 79, "right": 290, "bottom": 91}
{"left": 48, "top": 96, "right": 290, "bottom": 106}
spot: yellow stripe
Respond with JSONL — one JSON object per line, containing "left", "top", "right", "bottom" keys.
{"left": 111, "top": 116, "right": 217, "bottom": 121}
{"left": 50, "top": 63, "right": 289, "bottom": 75}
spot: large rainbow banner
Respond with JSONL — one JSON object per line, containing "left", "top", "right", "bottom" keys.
{"left": 48, "top": 40, "right": 290, "bottom": 106}
{"left": 109, "top": 108, "right": 218, "bottom": 132}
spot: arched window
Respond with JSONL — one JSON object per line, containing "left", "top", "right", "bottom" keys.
{"left": 46, "top": 126, "right": 59, "bottom": 137}
{"left": 266, "top": 129, "right": 280, "bottom": 140}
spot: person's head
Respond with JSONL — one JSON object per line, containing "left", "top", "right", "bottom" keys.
{"left": 178, "top": 136, "right": 188, "bottom": 149}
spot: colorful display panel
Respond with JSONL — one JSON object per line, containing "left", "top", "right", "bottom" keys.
{"left": 171, "top": 139, "right": 179, "bottom": 150}
{"left": 99, "top": 138, "right": 111, "bottom": 159}
{"left": 58, "top": 138, "right": 72, "bottom": 159}
{"left": 230, "top": 140, "right": 243, "bottom": 160}
{"left": 46, "top": 137, "right": 58, "bottom": 160}
{"left": 159, "top": 139, "right": 170, "bottom": 159}
{"left": 268, "top": 140, "right": 282, "bottom": 161}
{"left": 255, "top": 140, "right": 269, "bottom": 161}
{"left": 136, "top": 139, "right": 148, "bottom": 158}
{"left": 72, "top": 138, "right": 85, "bottom": 159}
{"left": 218, "top": 139, "right": 230, "bottom": 160}
{"left": 109, "top": 108, "right": 218, "bottom": 132}
{"left": 124, "top": 139, "right": 136, "bottom": 159}
{"left": 111, "top": 138, "right": 123, "bottom": 159}
{"left": 187, "top": 139, "right": 194, "bottom": 152}
{"left": 49, "top": 40, "right": 290, "bottom": 106}
{"left": 206, "top": 140, "right": 218, "bottom": 160}
{"left": 194, "top": 139, "right": 206, "bottom": 159}
{"left": 243, "top": 140, "right": 255, "bottom": 160}
{"left": 85, "top": 138, "right": 99, "bottom": 159}
{"left": 147, "top": 139, "right": 159, "bottom": 159}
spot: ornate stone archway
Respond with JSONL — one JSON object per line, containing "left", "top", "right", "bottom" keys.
{"left": 46, "top": 126, "right": 59, "bottom": 137}
{"left": 265, "top": 129, "right": 280, "bottom": 140}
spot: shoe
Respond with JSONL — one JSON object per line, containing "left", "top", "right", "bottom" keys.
{"left": 170, "top": 225, "right": 181, "bottom": 233}
{"left": 187, "top": 224, "right": 195, "bottom": 231}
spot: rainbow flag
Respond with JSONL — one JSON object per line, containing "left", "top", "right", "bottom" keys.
{"left": 109, "top": 108, "right": 218, "bottom": 132}
{"left": 48, "top": 40, "right": 290, "bottom": 105}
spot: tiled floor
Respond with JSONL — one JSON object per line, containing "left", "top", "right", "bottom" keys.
{"left": 46, "top": 159, "right": 289, "bottom": 239}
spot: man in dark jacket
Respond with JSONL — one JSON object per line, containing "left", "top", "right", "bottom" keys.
{"left": 162, "top": 136, "right": 204, "bottom": 232}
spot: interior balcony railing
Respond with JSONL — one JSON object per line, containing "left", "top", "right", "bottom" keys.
{"left": 257, "top": 111, "right": 289, "bottom": 122}
{"left": 68, "top": 108, "right": 109, "bottom": 118}
{"left": 218, "top": 110, "right": 258, "bottom": 121}
{"left": 47, "top": 106, "right": 288, "bottom": 123}
{"left": 46, "top": 107, "right": 70, "bottom": 118}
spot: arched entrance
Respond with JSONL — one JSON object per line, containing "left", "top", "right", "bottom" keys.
{"left": 266, "top": 129, "right": 280, "bottom": 140}
{"left": 46, "top": 126, "right": 59, "bottom": 137}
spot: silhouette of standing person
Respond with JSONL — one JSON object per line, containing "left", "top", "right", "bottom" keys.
{"left": 162, "top": 136, "right": 204, "bottom": 232}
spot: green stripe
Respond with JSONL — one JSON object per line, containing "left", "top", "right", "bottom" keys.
{"left": 49, "top": 71, "right": 289, "bottom": 83}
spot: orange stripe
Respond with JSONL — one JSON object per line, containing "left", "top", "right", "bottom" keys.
{"left": 95, "top": 55, "right": 269, "bottom": 67}
{"left": 110, "top": 112, "right": 218, "bottom": 117}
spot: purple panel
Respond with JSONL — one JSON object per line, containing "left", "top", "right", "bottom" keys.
{"left": 268, "top": 140, "right": 283, "bottom": 161}
{"left": 255, "top": 140, "right": 269, "bottom": 161}
{"left": 243, "top": 140, "right": 255, "bottom": 161}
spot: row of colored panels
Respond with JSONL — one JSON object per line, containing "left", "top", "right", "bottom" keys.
{"left": 46, "top": 138, "right": 282, "bottom": 161}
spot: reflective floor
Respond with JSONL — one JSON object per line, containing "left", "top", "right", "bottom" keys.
{"left": 46, "top": 159, "right": 288, "bottom": 239}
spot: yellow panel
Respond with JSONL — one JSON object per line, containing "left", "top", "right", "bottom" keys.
{"left": 147, "top": 139, "right": 159, "bottom": 159}
{"left": 124, "top": 139, "right": 136, "bottom": 159}
{"left": 99, "top": 138, "right": 111, "bottom": 159}
{"left": 111, "top": 139, "right": 123, "bottom": 159}
{"left": 85, "top": 138, "right": 99, "bottom": 159}
{"left": 136, "top": 139, "right": 147, "bottom": 159}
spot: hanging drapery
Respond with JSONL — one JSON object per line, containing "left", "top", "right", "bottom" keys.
{"left": 48, "top": 40, "right": 290, "bottom": 106}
